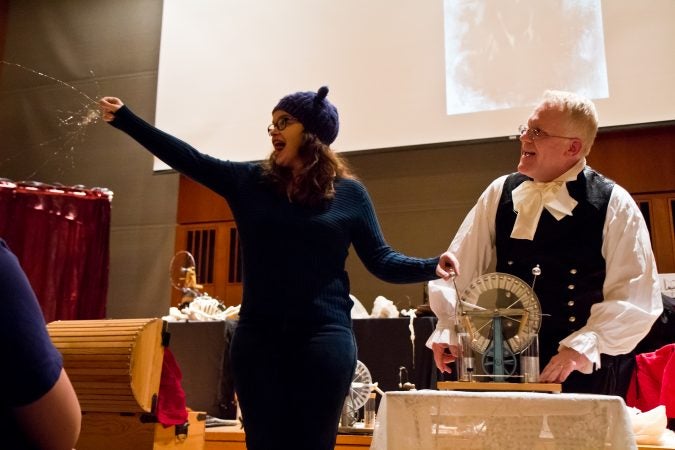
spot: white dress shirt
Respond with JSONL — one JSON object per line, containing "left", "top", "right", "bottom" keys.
{"left": 427, "top": 166, "right": 663, "bottom": 373}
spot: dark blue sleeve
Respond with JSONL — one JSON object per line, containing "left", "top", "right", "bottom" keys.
{"left": 348, "top": 181, "right": 440, "bottom": 283}
{"left": 109, "top": 105, "right": 252, "bottom": 200}
{"left": 0, "top": 240, "right": 63, "bottom": 407}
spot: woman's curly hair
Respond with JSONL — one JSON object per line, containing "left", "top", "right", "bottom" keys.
{"left": 262, "top": 132, "right": 355, "bottom": 208}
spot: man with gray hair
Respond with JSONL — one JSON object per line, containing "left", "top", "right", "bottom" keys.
{"left": 429, "top": 90, "right": 662, "bottom": 395}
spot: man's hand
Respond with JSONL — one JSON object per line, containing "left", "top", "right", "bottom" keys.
{"left": 432, "top": 342, "right": 459, "bottom": 374}
{"left": 539, "top": 346, "right": 590, "bottom": 383}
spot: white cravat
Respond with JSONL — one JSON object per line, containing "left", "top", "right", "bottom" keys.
{"left": 510, "top": 159, "right": 586, "bottom": 240}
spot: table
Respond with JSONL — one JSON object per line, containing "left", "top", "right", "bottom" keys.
{"left": 166, "top": 320, "right": 238, "bottom": 418}
{"left": 166, "top": 317, "right": 438, "bottom": 418}
{"left": 371, "top": 390, "right": 637, "bottom": 450}
{"left": 352, "top": 317, "right": 437, "bottom": 393}
{"left": 204, "top": 426, "right": 371, "bottom": 450}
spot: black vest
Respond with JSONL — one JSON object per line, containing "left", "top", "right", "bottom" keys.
{"left": 495, "top": 167, "right": 614, "bottom": 367}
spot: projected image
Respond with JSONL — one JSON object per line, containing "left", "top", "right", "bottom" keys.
{"left": 444, "top": 0, "right": 608, "bottom": 115}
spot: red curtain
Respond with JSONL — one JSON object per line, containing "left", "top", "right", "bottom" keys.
{"left": 0, "top": 179, "right": 111, "bottom": 322}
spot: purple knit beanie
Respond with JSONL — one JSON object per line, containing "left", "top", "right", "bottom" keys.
{"left": 272, "top": 86, "right": 339, "bottom": 145}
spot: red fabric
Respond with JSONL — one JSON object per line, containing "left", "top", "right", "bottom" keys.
{"left": 157, "top": 348, "right": 189, "bottom": 426}
{"left": 0, "top": 181, "right": 110, "bottom": 322}
{"left": 626, "top": 343, "right": 675, "bottom": 418}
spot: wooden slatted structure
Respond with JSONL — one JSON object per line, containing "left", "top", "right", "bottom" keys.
{"left": 47, "top": 318, "right": 165, "bottom": 413}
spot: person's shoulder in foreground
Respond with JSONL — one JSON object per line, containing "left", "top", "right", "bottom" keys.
{"left": 0, "top": 239, "right": 81, "bottom": 450}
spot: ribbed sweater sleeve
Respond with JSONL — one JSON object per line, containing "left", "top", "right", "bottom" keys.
{"left": 348, "top": 180, "right": 440, "bottom": 282}
{"left": 109, "top": 105, "right": 241, "bottom": 198}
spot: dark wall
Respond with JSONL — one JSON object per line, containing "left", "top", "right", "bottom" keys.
{"left": 0, "top": 0, "right": 178, "bottom": 318}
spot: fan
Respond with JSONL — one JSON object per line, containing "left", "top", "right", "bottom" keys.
{"left": 339, "top": 360, "right": 382, "bottom": 429}
{"left": 169, "top": 250, "right": 203, "bottom": 304}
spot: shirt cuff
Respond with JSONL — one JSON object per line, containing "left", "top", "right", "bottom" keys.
{"left": 559, "top": 331, "right": 600, "bottom": 373}
{"left": 425, "top": 320, "right": 458, "bottom": 349}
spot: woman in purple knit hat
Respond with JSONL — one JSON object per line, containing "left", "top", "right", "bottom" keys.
{"left": 100, "top": 87, "right": 456, "bottom": 450}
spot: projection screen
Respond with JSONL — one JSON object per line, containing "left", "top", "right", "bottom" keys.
{"left": 155, "top": 0, "right": 675, "bottom": 171}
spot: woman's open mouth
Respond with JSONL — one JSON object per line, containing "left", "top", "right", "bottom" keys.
{"left": 273, "top": 139, "right": 285, "bottom": 151}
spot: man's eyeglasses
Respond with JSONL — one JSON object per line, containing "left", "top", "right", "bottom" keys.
{"left": 267, "top": 116, "right": 299, "bottom": 135}
{"left": 518, "top": 125, "right": 577, "bottom": 141}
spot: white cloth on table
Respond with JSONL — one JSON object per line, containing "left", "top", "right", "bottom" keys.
{"left": 371, "top": 390, "right": 636, "bottom": 450}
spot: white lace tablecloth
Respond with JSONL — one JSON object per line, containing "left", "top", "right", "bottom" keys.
{"left": 371, "top": 390, "right": 636, "bottom": 450}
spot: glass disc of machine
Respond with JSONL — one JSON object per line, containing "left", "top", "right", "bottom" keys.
{"left": 340, "top": 360, "right": 374, "bottom": 428}
{"left": 169, "top": 250, "right": 197, "bottom": 292}
{"left": 460, "top": 272, "right": 541, "bottom": 355}
{"left": 349, "top": 360, "right": 373, "bottom": 411}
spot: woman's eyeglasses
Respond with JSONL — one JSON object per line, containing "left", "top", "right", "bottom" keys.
{"left": 267, "top": 116, "right": 299, "bottom": 135}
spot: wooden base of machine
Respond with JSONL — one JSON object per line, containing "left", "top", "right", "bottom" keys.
{"left": 438, "top": 381, "right": 562, "bottom": 393}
